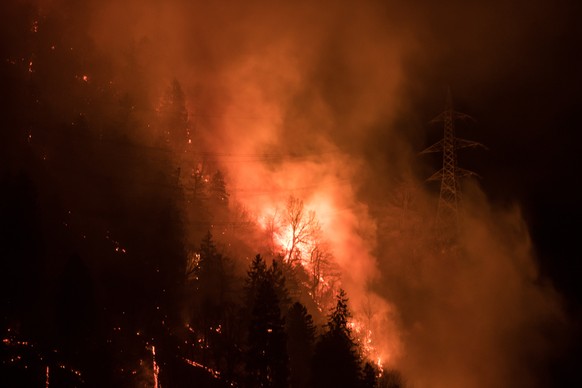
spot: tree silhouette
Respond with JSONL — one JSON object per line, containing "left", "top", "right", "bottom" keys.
{"left": 188, "top": 232, "right": 235, "bottom": 368}
{"left": 327, "top": 289, "right": 351, "bottom": 334}
{"left": 270, "top": 258, "right": 292, "bottom": 315}
{"left": 209, "top": 170, "right": 229, "bottom": 209}
{"left": 207, "top": 169, "right": 230, "bottom": 237}
{"left": 244, "top": 254, "right": 268, "bottom": 306}
{"left": 312, "top": 289, "right": 361, "bottom": 388}
{"left": 361, "top": 361, "right": 379, "bottom": 388}
{"left": 308, "top": 241, "right": 339, "bottom": 308}
{"left": 282, "top": 196, "right": 320, "bottom": 265}
{"left": 244, "top": 255, "right": 289, "bottom": 388}
{"left": 286, "top": 302, "right": 315, "bottom": 388}
{"left": 159, "top": 79, "right": 189, "bottom": 149}
{"left": 378, "top": 369, "right": 405, "bottom": 388}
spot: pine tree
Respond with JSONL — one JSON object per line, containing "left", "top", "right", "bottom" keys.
{"left": 312, "top": 289, "right": 361, "bottom": 388}
{"left": 286, "top": 302, "right": 315, "bottom": 388}
{"left": 361, "top": 362, "right": 379, "bottom": 388}
{"left": 244, "top": 254, "right": 268, "bottom": 305}
{"left": 245, "top": 267, "right": 289, "bottom": 387}
{"left": 378, "top": 370, "right": 405, "bottom": 388}
{"left": 209, "top": 169, "right": 229, "bottom": 209}
{"left": 189, "top": 232, "right": 234, "bottom": 368}
{"left": 189, "top": 164, "right": 211, "bottom": 239}
{"left": 270, "top": 258, "right": 292, "bottom": 314}
{"left": 197, "top": 231, "right": 228, "bottom": 302}
{"left": 159, "top": 79, "right": 189, "bottom": 148}
{"left": 328, "top": 289, "right": 351, "bottom": 335}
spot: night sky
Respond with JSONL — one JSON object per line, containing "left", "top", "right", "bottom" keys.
{"left": 409, "top": 0, "right": 582, "bottom": 380}
{"left": 411, "top": 0, "right": 582, "bottom": 306}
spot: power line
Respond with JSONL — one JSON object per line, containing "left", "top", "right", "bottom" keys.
{"left": 229, "top": 180, "right": 353, "bottom": 196}
{"left": 185, "top": 150, "right": 342, "bottom": 163}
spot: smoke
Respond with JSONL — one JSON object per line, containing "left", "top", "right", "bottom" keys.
{"left": 30, "top": 0, "right": 567, "bottom": 386}
{"left": 374, "top": 181, "right": 564, "bottom": 387}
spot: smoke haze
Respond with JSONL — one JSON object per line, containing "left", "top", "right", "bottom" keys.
{"left": 3, "top": 0, "right": 576, "bottom": 386}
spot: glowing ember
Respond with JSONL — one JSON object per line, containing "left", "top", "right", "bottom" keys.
{"left": 152, "top": 345, "right": 160, "bottom": 388}
{"left": 183, "top": 357, "right": 221, "bottom": 379}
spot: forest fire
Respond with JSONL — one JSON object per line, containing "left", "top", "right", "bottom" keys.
{"left": 1, "top": 0, "right": 576, "bottom": 387}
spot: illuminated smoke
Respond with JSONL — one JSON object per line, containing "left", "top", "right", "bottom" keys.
{"left": 31, "top": 0, "right": 566, "bottom": 385}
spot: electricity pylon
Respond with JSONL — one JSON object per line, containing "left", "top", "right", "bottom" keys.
{"left": 421, "top": 88, "right": 485, "bottom": 245}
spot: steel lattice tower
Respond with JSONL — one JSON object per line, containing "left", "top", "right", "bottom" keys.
{"left": 421, "top": 89, "right": 484, "bottom": 244}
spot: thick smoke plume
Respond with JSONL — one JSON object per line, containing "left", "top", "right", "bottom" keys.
{"left": 21, "top": 0, "right": 567, "bottom": 386}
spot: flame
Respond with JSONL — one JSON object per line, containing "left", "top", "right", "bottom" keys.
{"left": 251, "top": 191, "right": 401, "bottom": 368}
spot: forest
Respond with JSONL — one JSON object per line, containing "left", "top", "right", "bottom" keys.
{"left": 0, "top": 2, "right": 403, "bottom": 386}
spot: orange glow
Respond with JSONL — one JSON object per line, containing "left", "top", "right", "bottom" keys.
{"left": 3, "top": 2, "right": 565, "bottom": 386}
{"left": 152, "top": 345, "right": 159, "bottom": 388}
{"left": 222, "top": 148, "right": 400, "bottom": 365}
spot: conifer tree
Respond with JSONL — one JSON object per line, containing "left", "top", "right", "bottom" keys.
{"left": 378, "top": 370, "right": 405, "bottom": 388}
{"left": 189, "top": 232, "right": 234, "bottom": 367}
{"left": 361, "top": 361, "right": 379, "bottom": 388}
{"left": 312, "top": 289, "right": 361, "bottom": 388}
{"left": 245, "top": 254, "right": 268, "bottom": 306}
{"left": 209, "top": 169, "right": 229, "bottom": 209}
{"left": 244, "top": 255, "right": 289, "bottom": 388}
{"left": 286, "top": 302, "right": 315, "bottom": 388}
{"left": 159, "top": 79, "right": 189, "bottom": 148}
{"left": 270, "top": 258, "right": 292, "bottom": 314}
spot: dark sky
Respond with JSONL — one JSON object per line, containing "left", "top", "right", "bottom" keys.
{"left": 398, "top": 0, "right": 582, "bottom": 306}
{"left": 413, "top": 3, "right": 582, "bottom": 379}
